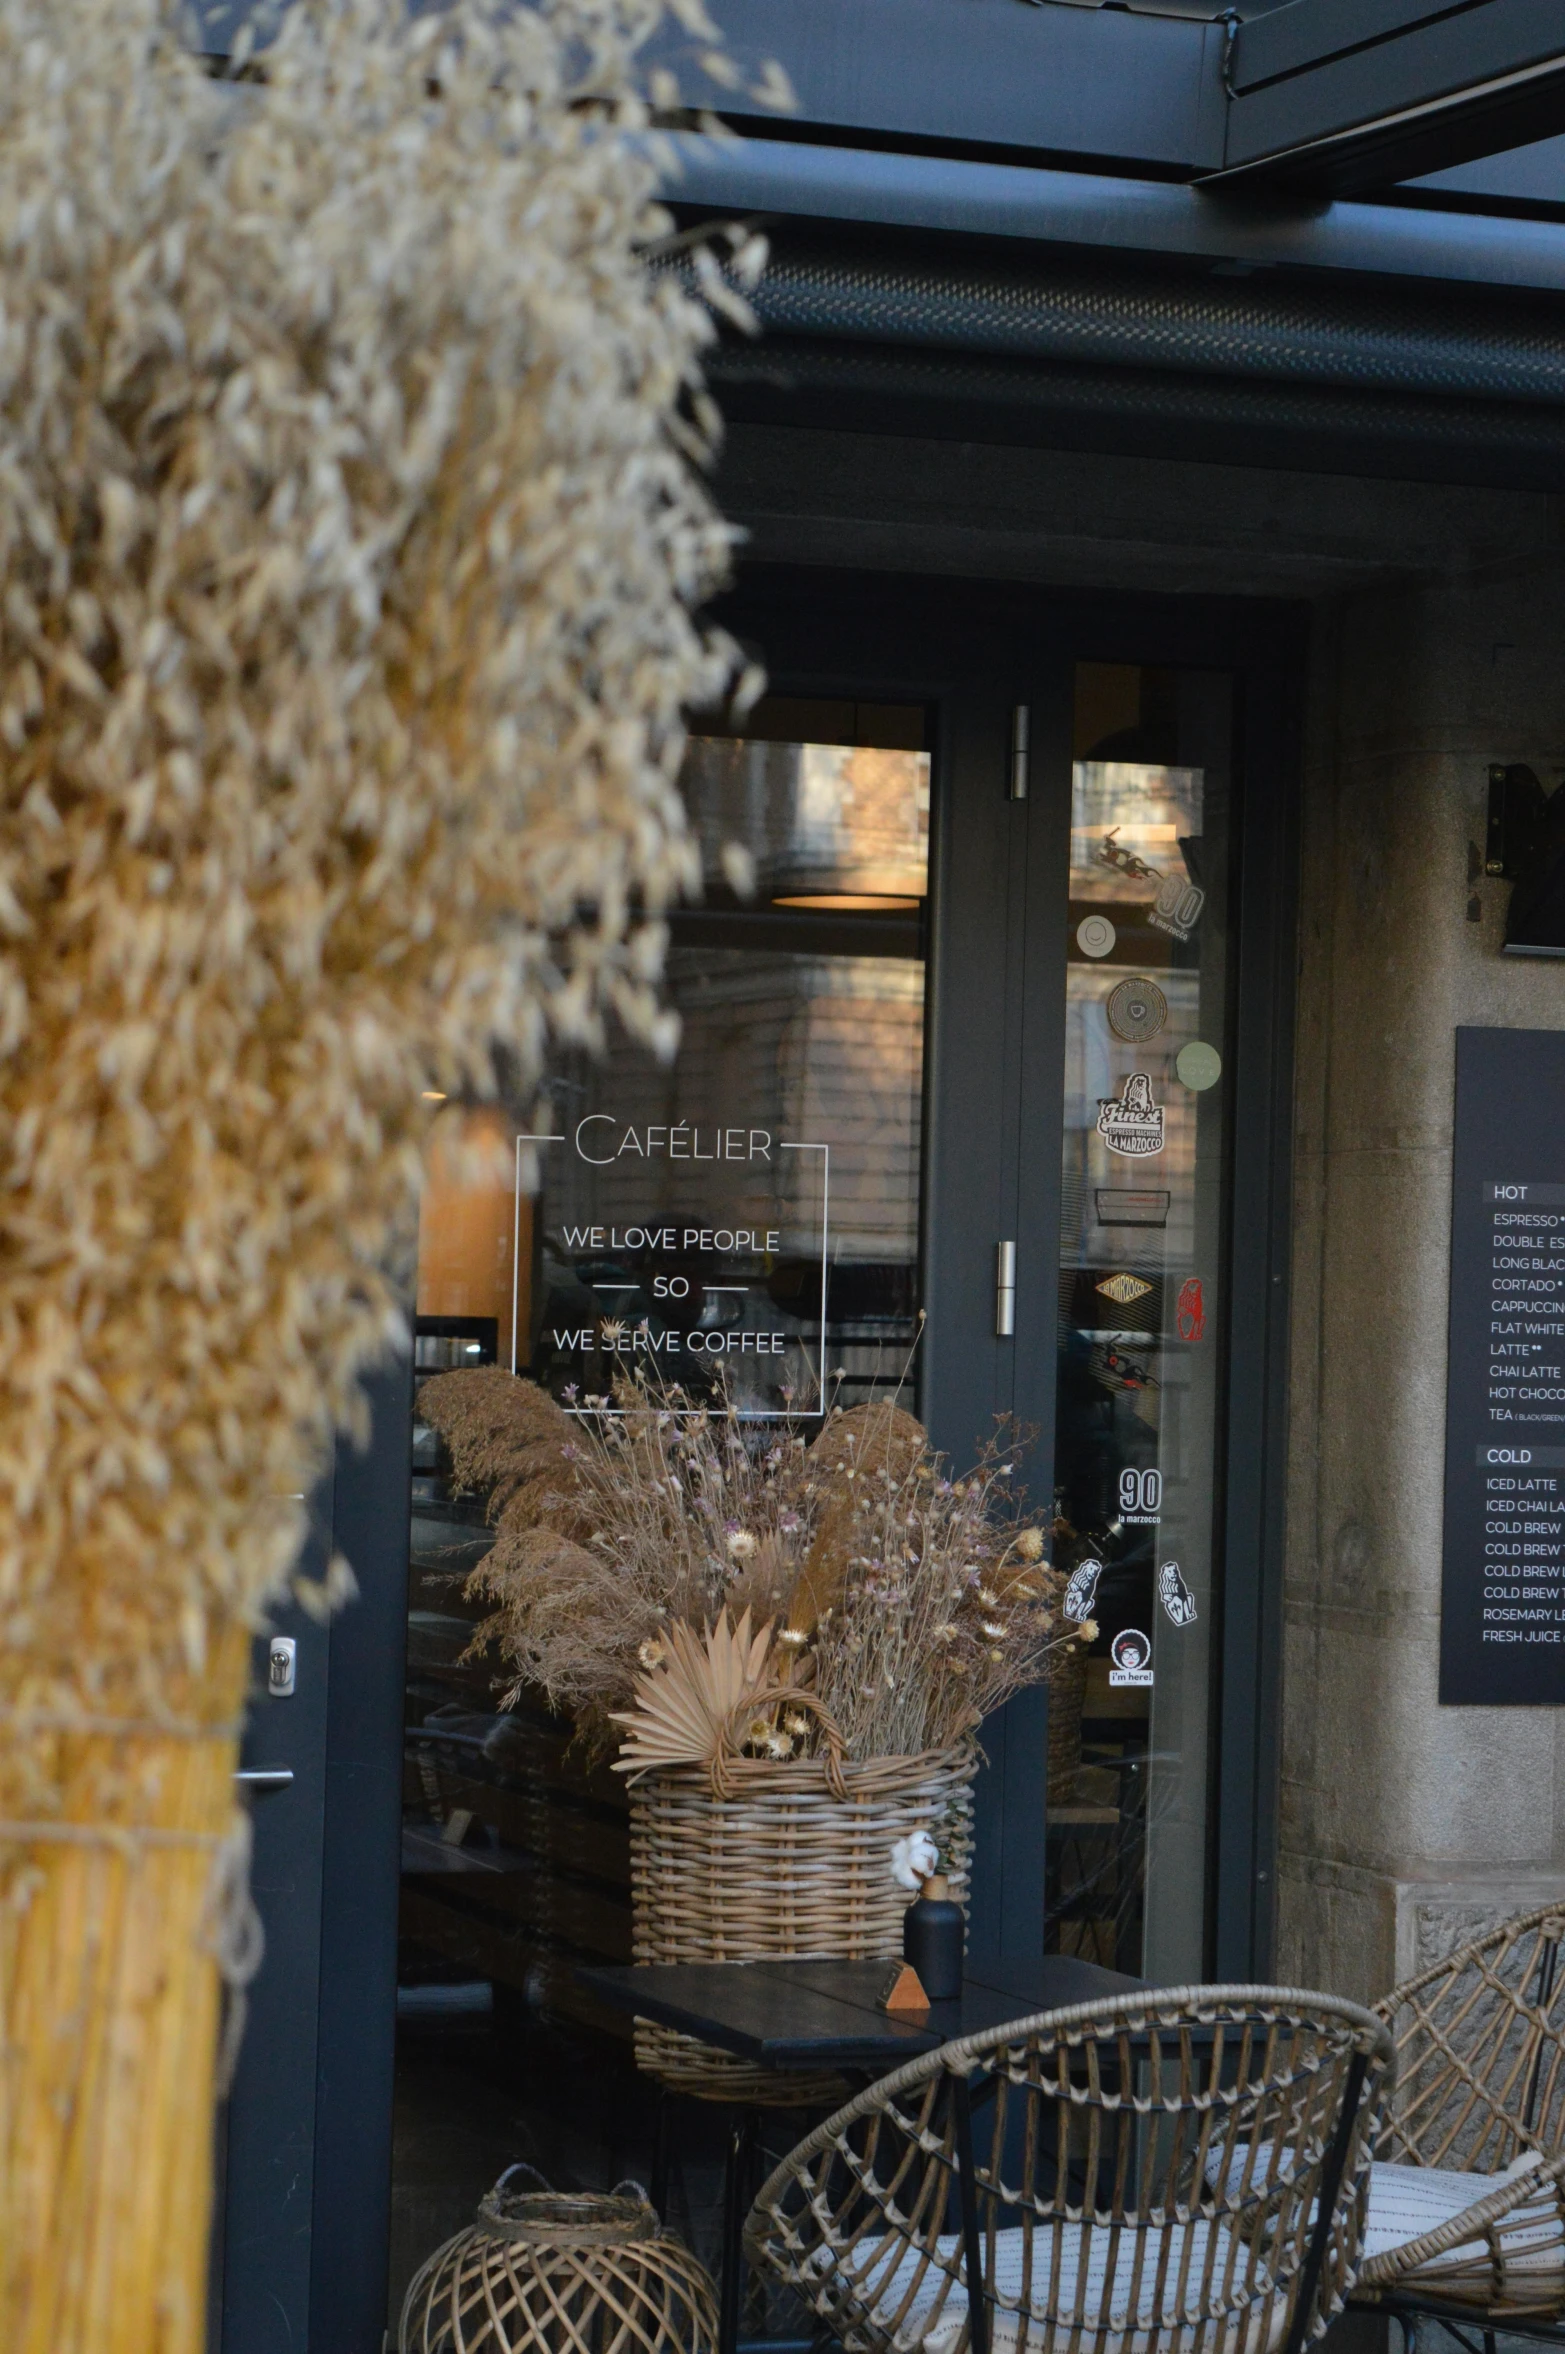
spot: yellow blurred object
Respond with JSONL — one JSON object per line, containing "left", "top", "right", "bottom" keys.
{"left": 417, "top": 1107, "right": 525, "bottom": 1334}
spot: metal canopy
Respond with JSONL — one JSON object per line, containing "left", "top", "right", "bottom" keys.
{"left": 661, "top": 135, "right": 1565, "bottom": 295}
{"left": 641, "top": 0, "right": 1565, "bottom": 199}
{"left": 642, "top": 0, "right": 1221, "bottom": 179}
{"left": 199, "top": 1, "right": 1565, "bottom": 204}
{"left": 693, "top": 223, "right": 1565, "bottom": 491}
{"left": 1209, "top": 0, "right": 1565, "bottom": 194}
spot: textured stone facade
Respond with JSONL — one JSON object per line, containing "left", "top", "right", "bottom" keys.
{"left": 1280, "top": 553, "right": 1565, "bottom": 2000}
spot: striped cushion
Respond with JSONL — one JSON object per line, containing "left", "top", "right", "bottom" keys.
{"left": 1207, "top": 2142, "right": 1559, "bottom": 2286}
{"left": 816, "top": 2159, "right": 1562, "bottom": 2352}
{"left": 834, "top": 2222, "right": 1296, "bottom": 2354}
{"left": 1365, "top": 2154, "right": 1564, "bottom": 2292}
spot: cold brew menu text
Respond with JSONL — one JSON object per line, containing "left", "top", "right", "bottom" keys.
{"left": 1442, "top": 1029, "right": 1565, "bottom": 1703}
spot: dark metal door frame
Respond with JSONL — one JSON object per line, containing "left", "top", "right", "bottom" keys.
{"left": 216, "top": 564, "right": 1302, "bottom": 2350}
{"left": 720, "top": 568, "right": 1303, "bottom": 1983}
{"left": 217, "top": 1361, "right": 412, "bottom": 2354}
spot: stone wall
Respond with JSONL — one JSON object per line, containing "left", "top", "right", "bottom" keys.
{"left": 1279, "top": 548, "right": 1565, "bottom": 2000}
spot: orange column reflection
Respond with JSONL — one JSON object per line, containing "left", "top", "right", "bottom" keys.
{"left": 416, "top": 1107, "right": 529, "bottom": 1353}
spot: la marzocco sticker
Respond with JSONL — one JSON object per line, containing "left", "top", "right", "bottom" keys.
{"left": 1097, "top": 1073, "right": 1164, "bottom": 1157}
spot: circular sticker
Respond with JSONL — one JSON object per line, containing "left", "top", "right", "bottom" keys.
{"left": 1176, "top": 1040, "right": 1222, "bottom": 1091}
{"left": 1106, "top": 976, "right": 1167, "bottom": 1044}
{"left": 1108, "top": 1627, "right": 1154, "bottom": 1687}
{"left": 1077, "top": 913, "right": 1117, "bottom": 960}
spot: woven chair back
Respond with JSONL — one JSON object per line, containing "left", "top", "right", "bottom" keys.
{"left": 746, "top": 1983, "right": 1392, "bottom": 2354}
{"left": 1376, "top": 1904, "right": 1565, "bottom": 2172}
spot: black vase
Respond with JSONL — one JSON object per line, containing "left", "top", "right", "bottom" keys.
{"left": 902, "top": 1875, "right": 964, "bottom": 2001}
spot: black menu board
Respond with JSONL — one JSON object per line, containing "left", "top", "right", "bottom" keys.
{"left": 1442, "top": 1026, "right": 1565, "bottom": 1703}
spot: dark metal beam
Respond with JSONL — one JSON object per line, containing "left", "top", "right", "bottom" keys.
{"left": 201, "top": 0, "right": 1565, "bottom": 207}
{"left": 640, "top": 0, "right": 1224, "bottom": 179}
{"left": 661, "top": 134, "right": 1565, "bottom": 293}
{"left": 1207, "top": 0, "right": 1565, "bottom": 194}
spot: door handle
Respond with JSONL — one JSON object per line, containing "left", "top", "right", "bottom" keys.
{"left": 1009, "top": 704, "right": 1029, "bottom": 802}
{"left": 234, "top": 1768, "right": 294, "bottom": 1793}
{"left": 995, "top": 1239, "right": 1017, "bottom": 1337}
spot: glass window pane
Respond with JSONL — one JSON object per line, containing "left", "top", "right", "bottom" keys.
{"left": 1049, "top": 663, "right": 1232, "bottom": 1983}
{"left": 389, "top": 702, "right": 929, "bottom": 2308}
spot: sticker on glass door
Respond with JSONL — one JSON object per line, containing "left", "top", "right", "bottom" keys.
{"left": 512, "top": 1119, "right": 830, "bottom": 1418}
{"left": 1097, "top": 1073, "right": 1165, "bottom": 1156}
{"left": 1109, "top": 1627, "right": 1155, "bottom": 1687}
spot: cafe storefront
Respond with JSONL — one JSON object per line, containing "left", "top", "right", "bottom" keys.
{"left": 211, "top": 9, "right": 1565, "bottom": 2348}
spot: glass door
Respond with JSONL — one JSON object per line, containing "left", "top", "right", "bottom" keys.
{"left": 391, "top": 696, "right": 933, "bottom": 2306}
{"left": 1046, "top": 662, "right": 1235, "bottom": 1983}
{"left": 262, "top": 574, "right": 1296, "bottom": 2354}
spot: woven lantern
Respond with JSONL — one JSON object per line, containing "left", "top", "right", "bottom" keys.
{"left": 400, "top": 2172, "right": 719, "bottom": 2354}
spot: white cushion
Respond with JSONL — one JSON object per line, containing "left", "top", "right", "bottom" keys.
{"left": 1208, "top": 2143, "right": 1562, "bottom": 2290}
{"left": 824, "top": 2222, "right": 1297, "bottom": 2354}
{"left": 1365, "top": 2154, "right": 1564, "bottom": 2291}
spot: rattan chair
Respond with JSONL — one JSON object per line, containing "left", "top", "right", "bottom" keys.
{"left": 1349, "top": 1906, "right": 1565, "bottom": 2332}
{"left": 745, "top": 1984, "right": 1393, "bottom": 2354}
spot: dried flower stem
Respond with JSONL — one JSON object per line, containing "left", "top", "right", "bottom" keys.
{"left": 425, "top": 1367, "right": 1089, "bottom": 1768}
{"left": 0, "top": 0, "right": 749, "bottom": 2340}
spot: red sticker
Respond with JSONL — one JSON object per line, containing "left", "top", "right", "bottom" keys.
{"left": 1177, "top": 1277, "right": 1206, "bottom": 1343}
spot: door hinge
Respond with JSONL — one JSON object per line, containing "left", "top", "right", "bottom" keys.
{"left": 995, "top": 1239, "right": 1017, "bottom": 1337}
{"left": 1009, "top": 705, "right": 1030, "bottom": 802}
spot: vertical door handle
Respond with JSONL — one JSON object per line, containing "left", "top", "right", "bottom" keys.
{"left": 995, "top": 1240, "right": 1017, "bottom": 1337}
{"left": 1009, "top": 705, "right": 1030, "bottom": 802}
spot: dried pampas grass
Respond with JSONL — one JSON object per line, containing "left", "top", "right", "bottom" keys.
{"left": 422, "top": 1369, "right": 1089, "bottom": 1777}
{"left": 785, "top": 1403, "right": 928, "bottom": 1639}
{"left": 421, "top": 1370, "right": 815, "bottom": 1744}
{"left": 420, "top": 1363, "right": 593, "bottom": 1540}
{"left": 0, "top": 0, "right": 755, "bottom": 2342}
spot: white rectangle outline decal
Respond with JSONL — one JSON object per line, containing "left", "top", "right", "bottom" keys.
{"left": 508, "top": 1132, "right": 830, "bottom": 1419}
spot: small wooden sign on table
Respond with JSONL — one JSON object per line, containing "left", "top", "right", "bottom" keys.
{"left": 876, "top": 1962, "right": 930, "bottom": 2016}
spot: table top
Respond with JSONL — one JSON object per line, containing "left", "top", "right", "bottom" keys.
{"left": 577, "top": 1953, "right": 1147, "bottom": 2070}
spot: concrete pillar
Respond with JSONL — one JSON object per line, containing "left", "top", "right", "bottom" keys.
{"left": 1280, "top": 547, "right": 1565, "bottom": 2001}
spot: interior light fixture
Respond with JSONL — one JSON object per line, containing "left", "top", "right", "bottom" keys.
{"left": 771, "top": 893, "right": 921, "bottom": 912}
{"left": 422, "top": 1089, "right": 447, "bottom": 1101}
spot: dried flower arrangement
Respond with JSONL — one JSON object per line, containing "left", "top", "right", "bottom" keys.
{"left": 417, "top": 1367, "right": 1092, "bottom": 1773}
{"left": 0, "top": 0, "right": 768, "bottom": 2341}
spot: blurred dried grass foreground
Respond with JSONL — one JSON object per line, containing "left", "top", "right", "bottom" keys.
{"left": 0, "top": 0, "right": 754, "bottom": 2342}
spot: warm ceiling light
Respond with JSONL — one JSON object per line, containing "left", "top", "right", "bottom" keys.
{"left": 771, "top": 893, "right": 921, "bottom": 912}
{"left": 422, "top": 1089, "right": 447, "bottom": 1101}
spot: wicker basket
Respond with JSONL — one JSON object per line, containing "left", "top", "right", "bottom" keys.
{"left": 629, "top": 1735, "right": 976, "bottom": 2105}
{"left": 400, "top": 2170, "right": 718, "bottom": 2354}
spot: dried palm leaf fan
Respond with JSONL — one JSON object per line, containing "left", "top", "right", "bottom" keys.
{"left": 0, "top": 0, "right": 772, "bottom": 2343}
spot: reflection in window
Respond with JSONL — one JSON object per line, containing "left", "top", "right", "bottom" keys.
{"left": 388, "top": 702, "right": 932, "bottom": 2311}
{"left": 1049, "top": 665, "right": 1231, "bottom": 1985}
{"left": 682, "top": 734, "right": 929, "bottom": 902}
{"left": 513, "top": 712, "right": 930, "bottom": 1419}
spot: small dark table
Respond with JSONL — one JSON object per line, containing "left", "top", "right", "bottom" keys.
{"left": 580, "top": 1952, "right": 1145, "bottom": 2354}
